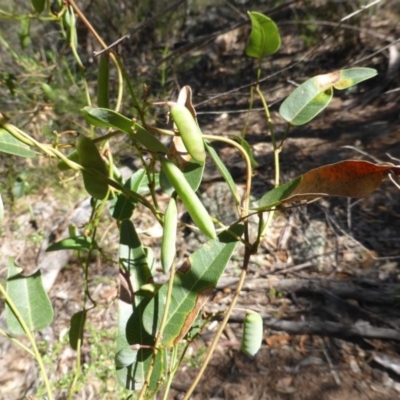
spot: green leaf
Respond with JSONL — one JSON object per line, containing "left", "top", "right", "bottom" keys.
{"left": 143, "top": 224, "right": 244, "bottom": 347}
{"left": 31, "top": 0, "right": 45, "bottom": 13}
{"left": 5, "top": 258, "right": 54, "bottom": 334}
{"left": 46, "top": 235, "right": 96, "bottom": 252}
{"left": 116, "top": 221, "right": 163, "bottom": 391}
{"left": 130, "top": 123, "right": 168, "bottom": 154}
{"left": 332, "top": 67, "right": 377, "bottom": 90}
{"left": 77, "top": 135, "right": 109, "bottom": 200}
{"left": 83, "top": 106, "right": 133, "bottom": 131}
{"left": 119, "top": 220, "right": 153, "bottom": 296}
{"left": 82, "top": 107, "right": 168, "bottom": 153}
{"left": 254, "top": 177, "right": 302, "bottom": 210}
{"left": 280, "top": 68, "right": 377, "bottom": 126}
{"left": 246, "top": 12, "right": 281, "bottom": 59}
{"left": 234, "top": 135, "right": 259, "bottom": 167}
{"left": 0, "top": 128, "right": 37, "bottom": 158}
{"left": 206, "top": 142, "right": 240, "bottom": 205}
{"left": 279, "top": 77, "right": 334, "bottom": 125}
{"left": 57, "top": 149, "right": 80, "bottom": 171}
{"left": 69, "top": 310, "right": 86, "bottom": 350}
{"left": 111, "top": 169, "right": 147, "bottom": 221}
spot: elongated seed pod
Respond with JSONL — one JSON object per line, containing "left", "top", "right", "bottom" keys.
{"left": 161, "top": 197, "right": 177, "bottom": 273}
{"left": 76, "top": 136, "right": 109, "bottom": 200}
{"left": 160, "top": 157, "right": 216, "bottom": 239}
{"left": 169, "top": 103, "right": 206, "bottom": 163}
{"left": 97, "top": 54, "right": 110, "bottom": 108}
{"left": 241, "top": 311, "right": 263, "bottom": 357}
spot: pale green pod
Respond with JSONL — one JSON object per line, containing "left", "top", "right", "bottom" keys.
{"left": 76, "top": 136, "right": 109, "bottom": 200}
{"left": 170, "top": 103, "right": 206, "bottom": 163}
{"left": 241, "top": 311, "right": 263, "bottom": 357}
{"left": 160, "top": 157, "right": 216, "bottom": 239}
{"left": 161, "top": 197, "right": 177, "bottom": 273}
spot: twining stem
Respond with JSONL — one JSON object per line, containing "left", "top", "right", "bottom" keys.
{"left": 255, "top": 86, "right": 280, "bottom": 186}
{"left": 0, "top": 281, "right": 54, "bottom": 400}
{"left": 203, "top": 134, "right": 252, "bottom": 217}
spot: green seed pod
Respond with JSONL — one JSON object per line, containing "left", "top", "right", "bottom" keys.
{"left": 161, "top": 197, "right": 177, "bottom": 273}
{"left": 41, "top": 83, "right": 56, "bottom": 102}
{"left": 97, "top": 54, "right": 110, "bottom": 108}
{"left": 57, "top": 149, "right": 80, "bottom": 171}
{"left": 31, "top": 0, "right": 45, "bottom": 13}
{"left": 169, "top": 103, "right": 206, "bottom": 163}
{"left": 241, "top": 311, "right": 263, "bottom": 357}
{"left": 76, "top": 136, "right": 109, "bottom": 200}
{"left": 160, "top": 157, "right": 216, "bottom": 239}
{"left": 19, "top": 17, "right": 31, "bottom": 49}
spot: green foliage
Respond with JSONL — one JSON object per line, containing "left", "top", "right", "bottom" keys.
{"left": 5, "top": 258, "right": 54, "bottom": 335}
{"left": 0, "top": 4, "right": 390, "bottom": 400}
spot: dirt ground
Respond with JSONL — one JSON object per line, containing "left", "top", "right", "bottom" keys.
{"left": 1, "top": 1, "right": 400, "bottom": 399}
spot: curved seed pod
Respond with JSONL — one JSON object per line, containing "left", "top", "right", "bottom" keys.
{"left": 161, "top": 197, "right": 177, "bottom": 273}
{"left": 31, "top": 0, "right": 45, "bottom": 13}
{"left": 76, "top": 136, "right": 109, "bottom": 200}
{"left": 169, "top": 103, "right": 206, "bottom": 163}
{"left": 241, "top": 311, "right": 263, "bottom": 357}
{"left": 160, "top": 157, "right": 216, "bottom": 239}
{"left": 97, "top": 54, "right": 110, "bottom": 108}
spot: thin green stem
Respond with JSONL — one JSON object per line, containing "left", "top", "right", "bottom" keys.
{"left": 203, "top": 134, "right": 252, "bottom": 216}
{"left": 0, "top": 327, "right": 35, "bottom": 357}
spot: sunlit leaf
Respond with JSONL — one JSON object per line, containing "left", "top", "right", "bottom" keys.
{"left": 246, "top": 12, "right": 281, "bottom": 59}
{"left": 279, "top": 79, "right": 333, "bottom": 125}
{"left": 256, "top": 160, "right": 400, "bottom": 210}
{"left": 6, "top": 258, "right": 54, "bottom": 334}
{"left": 111, "top": 169, "right": 147, "bottom": 221}
{"left": 280, "top": 68, "right": 377, "bottom": 126}
{"left": 0, "top": 128, "right": 37, "bottom": 158}
{"left": 332, "top": 67, "right": 377, "bottom": 90}
{"left": 82, "top": 107, "right": 168, "bottom": 153}
{"left": 46, "top": 235, "right": 96, "bottom": 252}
